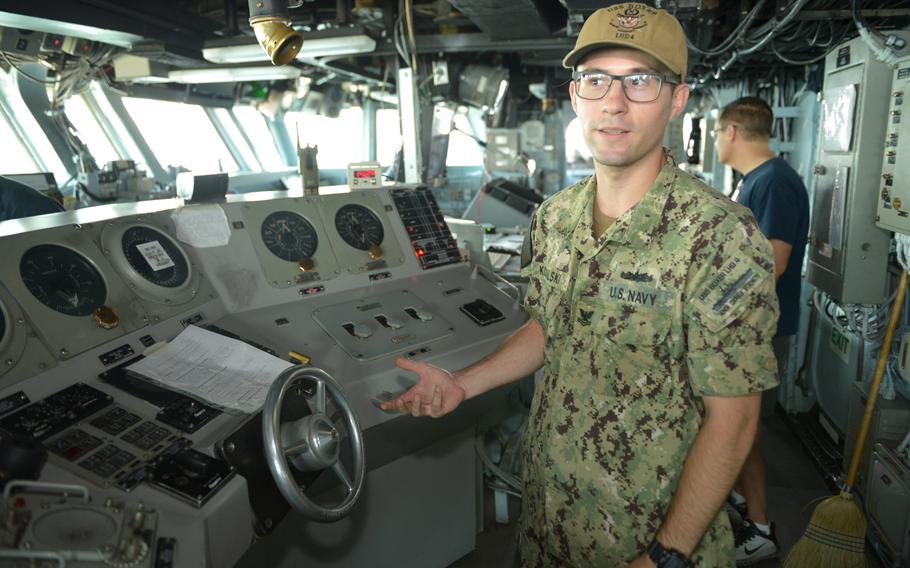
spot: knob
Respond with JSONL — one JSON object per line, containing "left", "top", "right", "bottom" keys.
{"left": 93, "top": 306, "right": 119, "bottom": 329}
{"left": 298, "top": 257, "right": 315, "bottom": 272}
{"left": 813, "top": 164, "right": 826, "bottom": 175}
{"left": 895, "top": 197, "right": 903, "bottom": 210}
{"left": 368, "top": 244, "right": 384, "bottom": 260}
{"left": 386, "top": 317, "right": 404, "bottom": 330}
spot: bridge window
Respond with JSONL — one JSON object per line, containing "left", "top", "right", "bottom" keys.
{"left": 85, "top": 83, "right": 146, "bottom": 167}
{"left": 284, "top": 107, "right": 364, "bottom": 169}
{"left": 0, "top": 68, "right": 68, "bottom": 183}
{"left": 565, "top": 117, "right": 592, "bottom": 164}
{"left": 234, "top": 106, "right": 285, "bottom": 171}
{"left": 0, "top": 108, "right": 39, "bottom": 174}
{"left": 212, "top": 108, "right": 262, "bottom": 172}
{"left": 376, "top": 108, "right": 401, "bottom": 167}
{"left": 122, "top": 97, "right": 238, "bottom": 173}
{"left": 446, "top": 111, "right": 483, "bottom": 167}
{"left": 65, "top": 94, "right": 120, "bottom": 167}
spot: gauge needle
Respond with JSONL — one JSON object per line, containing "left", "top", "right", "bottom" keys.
{"left": 56, "top": 289, "right": 79, "bottom": 306}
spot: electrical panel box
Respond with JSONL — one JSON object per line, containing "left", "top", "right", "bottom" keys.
{"left": 0, "top": 28, "right": 42, "bottom": 57}
{"left": 877, "top": 55, "right": 910, "bottom": 235}
{"left": 485, "top": 129, "right": 523, "bottom": 173}
{"left": 868, "top": 443, "right": 910, "bottom": 563}
{"left": 846, "top": 382, "right": 910, "bottom": 499}
{"left": 807, "top": 35, "right": 906, "bottom": 303}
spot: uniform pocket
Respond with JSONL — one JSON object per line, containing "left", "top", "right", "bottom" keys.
{"left": 574, "top": 296, "right": 677, "bottom": 401}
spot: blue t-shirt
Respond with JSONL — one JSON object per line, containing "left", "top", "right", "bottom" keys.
{"left": 736, "top": 157, "right": 809, "bottom": 337}
{"left": 0, "top": 177, "right": 64, "bottom": 222}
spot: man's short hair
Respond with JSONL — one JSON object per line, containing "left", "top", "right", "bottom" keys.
{"left": 718, "top": 96, "right": 773, "bottom": 140}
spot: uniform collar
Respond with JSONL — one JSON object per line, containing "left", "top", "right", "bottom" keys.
{"left": 571, "top": 152, "right": 678, "bottom": 259}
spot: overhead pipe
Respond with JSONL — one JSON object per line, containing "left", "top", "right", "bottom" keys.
{"left": 225, "top": 0, "right": 238, "bottom": 36}
{"left": 337, "top": 0, "right": 351, "bottom": 26}
{"left": 248, "top": 0, "right": 304, "bottom": 65}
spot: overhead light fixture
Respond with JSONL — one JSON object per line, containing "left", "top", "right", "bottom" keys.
{"left": 168, "top": 65, "right": 302, "bottom": 84}
{"left": 203, "top": 29, "right": 376, "bottom": 65}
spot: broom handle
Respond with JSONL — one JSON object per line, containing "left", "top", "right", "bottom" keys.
{"left": 845, "top": 269, "right": 909, "bottom": 487}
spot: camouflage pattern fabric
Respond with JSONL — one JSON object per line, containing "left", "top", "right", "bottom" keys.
{"left": 519, "top": 153, "right": 779, "bottom": 567}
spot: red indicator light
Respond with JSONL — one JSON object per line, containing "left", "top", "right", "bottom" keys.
{"left": 416, "top": 249, "right": 425, "bottom": 257}
{"left": 53, "top": 39, "right": 60, "bottom": 46}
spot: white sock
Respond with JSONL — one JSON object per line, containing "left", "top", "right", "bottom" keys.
{"left": 730, "top": 490, "right": 746, "bottom": 505}
{"left": 753, "top": 521, "right": 771, "bottom": 534}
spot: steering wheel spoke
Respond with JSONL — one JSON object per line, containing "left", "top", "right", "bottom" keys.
{"left": 331, "top": 462, "right": 355, "bottom": 494}
{"left": 283, "top": 438, "right": 309, "bottom": 458}
{"left": 314, "top": 380, "right": 327, "bottom": 415}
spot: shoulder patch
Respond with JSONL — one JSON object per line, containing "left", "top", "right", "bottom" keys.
{"left": 690, "top": 255, "right": 766, "bottom": 331}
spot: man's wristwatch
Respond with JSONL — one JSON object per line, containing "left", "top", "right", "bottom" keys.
{"left": 647, "top": 539, "right": 694, "bottom": 568}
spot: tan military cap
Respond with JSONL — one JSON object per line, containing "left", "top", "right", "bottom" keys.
{"left": 563, "top": 3, "right": 688, "bottom": 79}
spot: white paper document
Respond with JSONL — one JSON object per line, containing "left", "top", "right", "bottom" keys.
{"left": 127, "top": 325, "right": 292, "bottom": 414}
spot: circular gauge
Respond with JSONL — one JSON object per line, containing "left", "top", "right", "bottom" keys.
{"left": 20, "top": 245, "right": 107, "bottom": 317}
{"left": 261, "top": 211, "right": 319, "bottom": 262}
{"left": 334, "top": 204, "right": 384, "bottom": 251}
{"left": 121, "top": 226, "right": 190, "bottom": 288}
{"left": 0, "top": 305, "right": 6, "bottom": 346}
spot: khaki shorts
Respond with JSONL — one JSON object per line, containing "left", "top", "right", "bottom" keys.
{"left": 760, "top": 336, "right": 791, "bottom": 417}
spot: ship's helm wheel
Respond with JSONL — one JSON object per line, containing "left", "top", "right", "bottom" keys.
{"left": 261, "top": 366, "right": 365, "bottom": 521}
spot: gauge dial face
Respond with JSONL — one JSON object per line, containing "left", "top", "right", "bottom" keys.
{"left": 20, "top": 245, "right": 107, "bottom": 317}
{"left": 121, "top": 226, "right": 190, "bottom": 288}
{"left": 334, "top": 204, "right": 384, "bottom": 251}
{"left": 261, "top": 211, "right": 319, "bottom": 262}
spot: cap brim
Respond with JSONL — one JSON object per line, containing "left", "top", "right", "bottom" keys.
{"left": 562, "top": 41, "right": 684, "bottom": 79}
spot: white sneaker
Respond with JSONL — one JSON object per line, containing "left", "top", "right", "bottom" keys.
{"left": 735, "top": 519, "right": 778, "bottom": 566}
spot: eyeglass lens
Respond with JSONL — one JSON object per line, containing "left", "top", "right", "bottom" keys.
{"left": 575, "top": 73, "right": 666, "bottom": 102}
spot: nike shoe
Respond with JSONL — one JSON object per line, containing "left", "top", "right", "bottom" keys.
{"left": 735, "top": 519, "right": 779, "bottom": 566}
{"left": 724, "top": 495, "right": 748, "bottom": 528}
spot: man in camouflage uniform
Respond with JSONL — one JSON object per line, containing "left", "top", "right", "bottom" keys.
{"left": 383, "top": 3, "right": 779, "bottom": 567}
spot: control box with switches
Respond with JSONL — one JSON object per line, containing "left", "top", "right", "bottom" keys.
{"left": 878, "top": 55, "right": 910, "bottom": 235}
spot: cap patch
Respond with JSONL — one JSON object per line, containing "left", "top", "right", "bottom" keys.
{"left": 613, "top": 7, "right": 647, "bottom": 33}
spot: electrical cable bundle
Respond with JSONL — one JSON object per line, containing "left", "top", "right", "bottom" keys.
{"left": 686, "top": 0, "right": 910, "bottom": 85}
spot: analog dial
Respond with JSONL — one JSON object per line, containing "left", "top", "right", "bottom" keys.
{"left": 121, "top": 226, "right": 190, "bottom": 288}
{"left": 261, "top": 211, "right": 319, "bottom": 262}
{"left": 334, "top": 204, "right": 384, "bottom": 251}
{"left": 20, "top": 245, "right": 107, "bottom": 316}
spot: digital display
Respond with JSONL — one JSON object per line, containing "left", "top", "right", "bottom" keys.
{"left": 354, "top": 169, "right": 377, "bottom": 179}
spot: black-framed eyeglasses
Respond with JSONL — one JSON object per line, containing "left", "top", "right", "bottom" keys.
{"left": 572, "top": 71, "right": 679, "bottom": 103}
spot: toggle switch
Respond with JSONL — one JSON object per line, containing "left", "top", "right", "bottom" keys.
{"left": 352, "top": 323, "right": 372, "bottom": 339}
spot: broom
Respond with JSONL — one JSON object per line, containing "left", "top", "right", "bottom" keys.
{"left": 784, "top": 268, "right": 909, "bottom": 567}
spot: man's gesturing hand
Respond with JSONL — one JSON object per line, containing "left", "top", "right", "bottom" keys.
{"left": 379, "top": 358, "right": 467, "bottom": 418}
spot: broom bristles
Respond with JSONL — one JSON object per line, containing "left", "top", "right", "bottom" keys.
{"left": 783, "top": 491, "right": 866, "bottom": 568}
